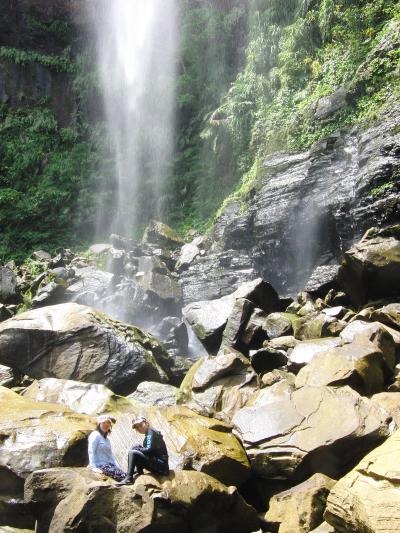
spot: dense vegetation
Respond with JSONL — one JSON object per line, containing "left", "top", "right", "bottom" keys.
{"left": 0, "top": 0, "right": 399, "bottom": 260}
{"left": 168, "top": 0, "right": 400, "bottom": 231}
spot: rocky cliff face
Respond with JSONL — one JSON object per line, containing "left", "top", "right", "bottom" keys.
{"left": 0, "top": 0, "right": 86, "bottom": 125}
{"left": 180, "top": 107, "right": 400, "bottom": 301}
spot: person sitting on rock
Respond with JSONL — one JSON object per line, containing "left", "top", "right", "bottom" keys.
{"left": 118, "top": 416, "right": 169, "bottom": 484}
{"left": 88, "top": 415, "right": 126, "bottom": 482}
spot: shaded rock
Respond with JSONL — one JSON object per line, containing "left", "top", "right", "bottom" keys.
{"left": 142, "top": 220, "right": 184, "bottom": 249}
{"left": 0, "top": 266, "right": 17, "bottom": 304}
{"left": 31, "top": 280, "right": 67, "bottom": 309}
{"left": 25, "top": 468, "right": 260, "bottom": 533}
{"left": 0, "top": 303, "right": 171, "bottom": 395}
{"left": 340, "top": 320, "right": 399, "bottom": 363}
{"left": 314, "top": 87, "right": 348, "bottom": 120}
{"left": 232, "top": 381, "right": 392, "bottom": 481}
{"left": 265, "top": 473, "right": 336, "bottom": 533}
{"left": 303, "top": 265, "right": 340, "bottom": 298}
{"left": 136, "top": 256, "right": 182, "bottom": 305}
{"left": 32, "top": 251, "right": 51, "bottom": 262}
{"left": 263, "top": 312, "right": 295, "bottom": 339}
{"left": 176, "top": 239, "right": 202, "bottom": 270}
{"left": 295, "top": 343, "right": 391, "bottom": 395}
{"left": 222, "top": 298, "right": 254, "bottom": 350}
{"left": 88, "top": 243, "right": 114, "bottom": 256}
{"left": 157, "top": 317, "right": 189, "bottom": 354}
{"left": 129, "top": 381, "right": 178, "bottom": 407}
{"left": 338, "top": 225, "right": 400, "bottom": 306}
{"left": 65, "top": 267, "right": 114, "bottom": 305}
{"left": 289, "top": 337, "right": 344, "bottom": 367}
{"left": 0, "top": 303, "right": 13, "bottom": 322}
{"left": 309, "top": 522, "right": 335, "bottom": 533}
{"left": 370, "top": 303, "right": 400, "bottom": 331}
{"left": 371, "top": 392, "right": 400, "bottom": 426}
{"left": 261, "top": 369, "right": 295, "bottom": 389}
{"left": 179, "top": 350, "right": 257, "bottom": 423}
{"left": 293, "top": 312, "right": 344, "bottom": 340}
{"left": 0, "top": 496, "right": 35, "bottom": 531}
{"left": 192, "top": 350, "right": 249, "bottom": 391}
{"left": 0, "top": 387, "right": 93, "bottom": 482}
{"left": 240, "top": 307, "right": 269, "bottom": 349}
{"left": 180, "top": 248, "right": 258, "bottom": 304}
{"left": 325, "top": 428, "right": 400, "bottom": 532}
{"left": 250, "top": 347, "right": 288, "bottom": 374}
{"left": 183, "top": 279, "right": 279, "bottom": 353}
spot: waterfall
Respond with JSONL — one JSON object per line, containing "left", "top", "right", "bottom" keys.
{"left": 90, "top": 0, "right": 179, "bottom": 239}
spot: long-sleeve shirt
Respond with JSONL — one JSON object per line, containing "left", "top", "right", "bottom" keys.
{"left": 135, "top": 428, "right": 168, "bottom": 462}
{"left": 88, "top": 430, "right": 119, "bottom": 468}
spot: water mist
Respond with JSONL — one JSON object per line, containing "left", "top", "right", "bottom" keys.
{"left": 91, "top": 0, "right": 179, "bottom": 239}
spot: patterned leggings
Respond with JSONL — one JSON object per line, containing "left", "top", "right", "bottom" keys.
{"left": 99, "top": 463, "right": 126, "bottom": 481}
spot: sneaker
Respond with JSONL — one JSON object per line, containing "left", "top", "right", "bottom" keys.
{"left": 117, "top": 476, "right": 134, "bottom": 485}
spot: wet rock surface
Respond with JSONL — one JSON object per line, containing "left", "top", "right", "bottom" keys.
{"left": 180, "top": 110, "right": 400, "bottom": 300}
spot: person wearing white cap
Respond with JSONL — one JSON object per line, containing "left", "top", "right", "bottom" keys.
{"left": 87, "top": 415, "right": 126, "bottom": 481}
{"left": 118, "top": 415, "right": 169, "bottom": 485}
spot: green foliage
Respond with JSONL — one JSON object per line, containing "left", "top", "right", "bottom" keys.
{"left": 0, "top": 105, "right": 113, "bottom": 261}
{"left": 168, "top": 0, "right": 399, "bottom": 236}
{"left": 0, "top": 46, "right": 75, "bottom": 73}
{"left": 26, "top": 16, "right": 71, "bottom": 37}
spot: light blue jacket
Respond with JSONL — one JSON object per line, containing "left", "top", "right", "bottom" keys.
{"left": 88, "top": 430, "right": 119, "bottom": 468}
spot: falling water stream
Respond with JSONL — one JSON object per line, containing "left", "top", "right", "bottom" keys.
{"left": 91, "top": 0, "right": 179, "bottom": 238}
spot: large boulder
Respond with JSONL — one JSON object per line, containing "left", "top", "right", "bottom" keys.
{"left": 0, "top": 303, "right": 172, "bottom": 395}
{"left": 0, "top": 266, "right": 17, "bottom": 304}
{"left": 25, "top": 468, "right": 261, "bottom": 533}
{"left": 111, "top": 407, "right": 251, "bottom": 487}
{"left": 128, "top": 381, "right": 178, "bottom": 407}
{"left": 370, "top": 303, "right": 400, "bottom": 331}
{"left": 142, "top": 220, "right": 184, "bottom": 249}
{"left": 65, "top": 267, "right": 114, "bottom": 306}
{"left": 178, "top": 349, "right": 257, "bottom": 423}
{"left": 295, "top": 342, "right": 394, "bottom": 395}
{"left": 21, "top": 378, "right": 127, "bottom": 416}
{"left": 325, "top": 429, "right": 400, "bottom": 532}
{"left": 338, "top": 225, "right": 400, "bottom": 306}
{"left": 232, "top": 381, "right": 393, "bottom": 482}
{"left": 265, "top": 473, "right": 336, "bottom": 533}
{"left": 0, "top": 387, "right": 93, "bottom": 489}
{"left": 17, "top": 376, "right": 251, "bottom": 488}
{"left": 183, "top": 279, "right": 280, "bottom": 353}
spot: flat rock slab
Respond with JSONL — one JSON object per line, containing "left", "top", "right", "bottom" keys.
{"left": 232, "top": 381, "right": 392, "bottom": 481}
{"left": 325, "top": 429, "right": 400, "bottom": 532}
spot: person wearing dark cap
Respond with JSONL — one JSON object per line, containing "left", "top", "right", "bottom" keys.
{"left": 88, "top": 415, "right": 126, "bottom": 482}
{"left": 118, "top": 416, "right": 169, "bottom": 485}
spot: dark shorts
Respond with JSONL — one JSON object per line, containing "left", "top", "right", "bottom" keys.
{"left": 99, "top": 463, "right": 126, "bottom": 481}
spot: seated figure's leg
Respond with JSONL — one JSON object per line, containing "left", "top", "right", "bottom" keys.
{"left": 127, "top": 449, "right": 149, "bottom": 476}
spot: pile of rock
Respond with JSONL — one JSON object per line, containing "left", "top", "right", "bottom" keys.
{"left": 0, "top": 224, "right": 400, "bottom": 532}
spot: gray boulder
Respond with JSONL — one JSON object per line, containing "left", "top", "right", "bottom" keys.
{"left": 183, "top": 278, "right": 280, "bottom": 353}
{"left": 129, "top": 381, "right": 178, "bottom": 407}
{"left": 0, "top": 266, "right": 17, "bottom": 303}
{"left": 142, "top": 220, "right": 184, "bottom": 249}
{"left": 0, "top": 303, "right": 172, "bottom": 394}
{"left": 338, "top": 225, "right": 400, "bottom": 306}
